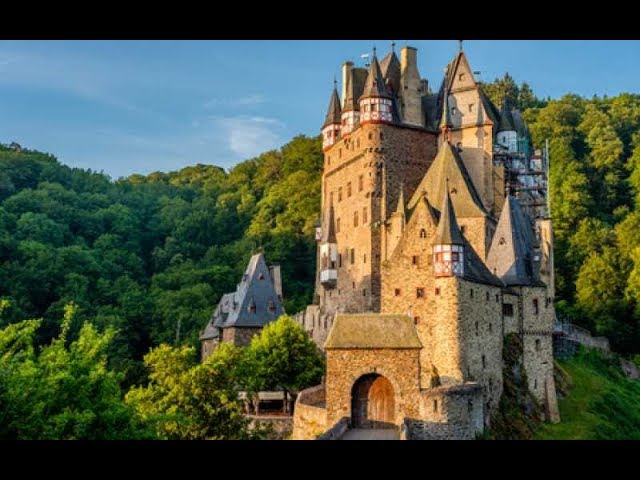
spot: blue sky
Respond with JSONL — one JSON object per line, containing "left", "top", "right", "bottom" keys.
{"left": 0, "top": 40, "right": 638, "bottom": 179}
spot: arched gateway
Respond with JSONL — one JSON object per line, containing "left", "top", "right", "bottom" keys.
{"left": 351, "top": 373, "right": 395, "bottom": 429}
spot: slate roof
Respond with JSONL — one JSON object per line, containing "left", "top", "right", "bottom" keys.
{"left": 486, "top": 196, "right": 542, "bottom": 286}
{"left": 199, "top": 253, "right": 285, "bottom": 340}
{"left": 324, "top": 314, "right": 422, "bottom": 349}
{"left": 497, "top": 98, "right": 516, "bottom": 132}
{"left": 379, "top": 50, "right": 401, "bottom": 95}
{"left": 343, "top": 67, "right": 368, "bottom": 112}
{"left": 407, "top": 142, "right": 489, "bottom": 218}
{"left": 359, "top": 53, "right": 392, "bottom": 100}
{"left": 433, "top": 188, "right": 464, "bottom": 246}
{"left": 321, "top": 203, "right": 337, "bottom": 243}
{"left": 322, "top": 85, "right": 342, "bottom": 128}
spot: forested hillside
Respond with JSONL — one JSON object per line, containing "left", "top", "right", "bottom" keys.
{"left": 0, "top": 136, "right": 322, "bottom": 386}
{"left": 2, "top": 75, "right": 640, "bottom": 392}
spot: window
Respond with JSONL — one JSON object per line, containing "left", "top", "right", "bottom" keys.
{"left": 433, "top": 399, "right": 438, "bottom": 413}
{"left": 338, "top": 253, "right": 342, "bottom": 268}
{"left": 249, "top": 304, "right": 256, "bottom": 314}
{"left": 469, "top": 103, "right": 475, "bottom": 113}
{"left": 498, "top": 237, "right": 506, "bottom": 246}
{"left": 451, "top": 252, "right": 460, "bottom": 262}
{"left": 380, "top": 131, "right": 384, "bottom": 140}
{"left": 503, "top": 304, "right": 514, "bottom": 317}
{"left": 489, "top": 323, "right": 493, "bottom": 333}
{"left": 336, "top": 218, "right": 341, "bottom": 233}
{"left": 352, "top": 281, "right": 355, "bottom": 288}
{"left": 258, "top": 273, "right": 265, "bottom": 280}
{"left": 339, "top": 148, "right": 342, "bottom": 158}
{"left": 468, "top": 400, "right": 473, "bottom": 413}
{"left": 482, "top": 355, "right": 486, "bottom": 369}
{"left": 412, "top": 255, "right": 419, "bottom": 265}
{"left": 338, "top": 187, "right": 342, "bottom": 202}
{"left": 475, "top": 321, "right": 479, "bottom": 336}
{"left": 534, "top": 379, "right": 537, "bottom": 390}
{"left": 459, "top": 73, "right": 465, "bottom": 82}
{"left": 495, "top": 294, "right": 499, "bottom": 303}
{"left": 329, "top": 192, "right": 334, "bottom": 205}
{"left": 358, "top": 175, "right": 364, "bottom": 192}
{"left": 470, "top": 288, "right": 474, "bottom": 298}
{"left": 414, "top": 316, "right": 420, "bottom": 325}
{"left": 350, "top": 248, "right": 355, "bottom": 264}
{"left": 460, "top": 225, "right": 466, "bottom": 235}
{"left": 486, "top": 291, "right": 490, "bottom": 302}
{"left": 363, "top": 207, "right": 368, "bottom": 224}
{"left": 363, "top": 289, "right": 367, "bottom": 296}
{"left": 416, "top": 287, "right": 425, "bottom": 298}
{"left": 268, "top": 301, "right": 276, "bottom": 313}
{"left": 435, "top": 287, "right": 441, "bottom": 296}
{"left": 368, "top": 132, "right": 373, "bottom": 140}
{"left": 535, "top": 339, "right": 541, "bottom": 351}
{"left": 420, "top": 228, "right": 427, "bottom": 239}
{"left": 347, "top": 182, "right": 352, "bottom": 197}
{"left": 354, "top": 211, "right": 359, "bottom": 227}
{"left": 395, "top": 288, "right": 401, "bottom": 297}
{"left": 533, "top": 299, "right": 539, "bottom": 315}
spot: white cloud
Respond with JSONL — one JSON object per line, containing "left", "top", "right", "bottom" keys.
{"left": 203, "top": 93, "right": 265, "bottom": 108}
{"left": 214, "top": 115, "right": 284, "bottom": 157}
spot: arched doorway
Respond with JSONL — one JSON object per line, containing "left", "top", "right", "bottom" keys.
{"left": 351, "top": 373, "right": 395, "bottom": 429}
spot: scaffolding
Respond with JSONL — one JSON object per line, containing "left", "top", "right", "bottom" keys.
{"left": 492, "top": 139, "right": 550, "bottom": 221}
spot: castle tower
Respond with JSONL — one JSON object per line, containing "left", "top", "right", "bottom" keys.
{"left": 359, "top": 49, "right": 394, "bottom": 125}
{"left": 341, "top": 63, "right": 361, "bottom": 135}
{"left": 433, "top": 186, "right": 465, "bottom": 277}
{"left": 319, "top": 202, "right": 338, "bottom": 289}
{"left": 399, "top": 46, "right": 425, "bottom": 127}
{"left": 496, "top": 98, "right": 517, "bottom": 153}
{"left": 322, "top": 81, "right": 342, "bottom": 152}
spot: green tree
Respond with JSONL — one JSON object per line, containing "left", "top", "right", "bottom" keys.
{"left": 243, "top": 315, "right": 323, "bottom": 413}
{"left": 126, "top": 342, "right": 253, "bottom": 439}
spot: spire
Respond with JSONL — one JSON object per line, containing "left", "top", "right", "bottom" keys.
{"left": 433, "top": 181, "right": 464, "bottom": 246}
{"left": 391, "top": 40, "right": 395, "bottom": 53}
{"left": 321, "top": 201, "right": 337, "bottom": 243}
{"left": 458, "top": 40, "right": 463, "bottom": 52}
{"left": 360, "top": 51, "right": 391, "bottom": 100}
{"left": 322, "top": 82, "right": 342, "bottom": 128}
{"left": 439, "top": 92, "right": 452, "bottom": 141}
{"left": 393, "top": 182, "right": 406, "bottom": 217}
{"left": 497, "top": 97, "right": 516, "bottom": 132}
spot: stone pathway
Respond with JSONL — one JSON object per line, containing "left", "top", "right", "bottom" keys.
{"left": 340, "top": 428, "right": 399, "bottom": 440}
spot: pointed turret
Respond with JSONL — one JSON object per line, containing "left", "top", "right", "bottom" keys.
{"left": 359, "top": 49, "right": 394, "bottom": 125}
{"left": 322, "top": 82, "right": 342, "bottom": 151}
{"left": 393, "top": 182, "right": 406, "bottom": 218}
{"left": 341, "top": 64, "right": 362, "bottom": 135}
{"left": 439, "top": 92, "right": 452, "bottom": 142}
{"left": 319, "top": 202, "right": 338, "bottom": 289}
{"left": 432, "top": 185, "right": 465, "bottom": 277}
{"left": 486, "top": 195, "right": 540, "bottom": 285}
{"left": 380, "top": 42, "right": 401, "bottom": 95}
{"left": 496, "top": 98, "right": 518, "bottom": 152}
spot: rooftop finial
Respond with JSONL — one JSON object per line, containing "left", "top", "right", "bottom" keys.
{"left": 458, "top": 40, "right": 463, "bottom": 52}
{"left": 333, "top": 76, "right": 337, "bottom": 88}
{"left": 373, "top": 45, "right": 377, "bottom": 57}
{"left": 391, "top": 40, "right": 395, "bottom": 53}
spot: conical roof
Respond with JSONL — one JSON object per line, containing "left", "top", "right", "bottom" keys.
{"left": 360, "top": 53, "right": 391, "bottom": 100}
{"left": 433, "top": 187, "right": 464, "bottom": 246}
{"left": 322, "top": 84, "right": 342, "bottom": 128}
{"left": 497, "top": 98, "right": 516, "bottom": 133}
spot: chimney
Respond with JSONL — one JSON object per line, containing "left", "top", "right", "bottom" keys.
{"left": 341, "top": 61, "right": 354, "bottom": 110}
{"left": 400, "top": 46, "right": 424, "bottom": 127}
{"left": 269, "top": 265, "right": 283, "bottom": 302}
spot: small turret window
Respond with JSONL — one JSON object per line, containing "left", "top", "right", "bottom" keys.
{"left": 395, "top": 288, "right": 401, "bottom": 297}
{"left": 363, "top": 254, "right": 366, "bottom": 263}
{"left": 416, "top": 287, "right": 425, "bottom": 298}
{"left": 469, "top": 103, "right": 475, "bottom": 113}
{"left": 336, "top": 218, "right": 341, "bottom": 233}
{"left": 413, "top": 316, "right": 420, "bottom": 325}
{"left": 420, "top": 228, "right": 427, "bottom": 238}
{"left": 338, "top": 253, "right": 342, "bottom": 268}
{"left": 433, "top": 399, "right": 438, "bottom": 413}
{"left": 482, "top": 355, "right": 486, "bottom": 369}
{"left": 347, "top": 182, "right": 352, "bottom": 197}
{"left": 363, "top": 207, "right": 368, "bottom": 224}
{"left": 359, "top": 175, "right": 364, "bottom": 192}
{"left": 435, "top": 287, "right": 441, "bottom": 296}
{"left": 338, "top": 187, "right": 342, "bottom": 202}
{"left": 350, "top": 248, "right": 355, "bottom": 264}
{"left": 412, "top": 256, "right": 419, "bottom": 265}
{"left": 533, "top": 299, "right": 539, "bottom": 315}
{"left": 498, "top": 237, "right": 506, "bottom": 246}
{"left": 354, "top": 211, "right": 358, "bottom": 227}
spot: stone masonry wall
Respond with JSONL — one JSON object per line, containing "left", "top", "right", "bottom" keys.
{"left": 409, "top": 383, "right": 484, "bottom": 440}
{"left": 325, "top": 348, "right": 421, "bottom": 427}
{"left": 319, "top": 123, "right": 437, "bottom": 316}
{"left": 457, "top": 278, "right": 504, "bottom": 421}
{"left": 292, "top": 384, "right": 328, "bottom": 440}
{"left": 520, "top": 286, "right": 555, "bottom": 407}
{"left": 201, "top": 338, "right": 219, "bottom": 362}
{"left": 222, "top": 326, "right": 261, "bottom": 347}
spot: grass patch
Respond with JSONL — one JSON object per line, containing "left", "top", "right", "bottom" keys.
{"left": 535, "top": 348, "right": 640, "bottom": 440}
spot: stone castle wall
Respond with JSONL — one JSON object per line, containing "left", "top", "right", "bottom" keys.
{"left": 325, "top": 348, "right": 421, "bottom": 427}
{"left": 319, "top": 123, "right": 437, "bottom": 315}
{"left": 221, "top": 326, "right": 261, "bottom": 347}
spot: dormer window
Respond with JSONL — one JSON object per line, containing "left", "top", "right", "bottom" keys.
{"left": 459, "top": 73, "right": 465, "bottom": 82}
{"left": 258, "top": 273, "right": 265, "bottom": 280}
{"left": 420, "top": 228, "right": 427, "bottom": 239}
{"left": 498, "top": 237, "right": 506, "bottom": 246}
{"left": 268, "top": 301, "right": 276, "bottom": 313}
{"left": 249, "top": 304, "right": 256, "bottom": 314}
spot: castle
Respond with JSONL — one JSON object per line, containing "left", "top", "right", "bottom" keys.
{"left": 292, "top": 42, "right": 559, "bottom": 440}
